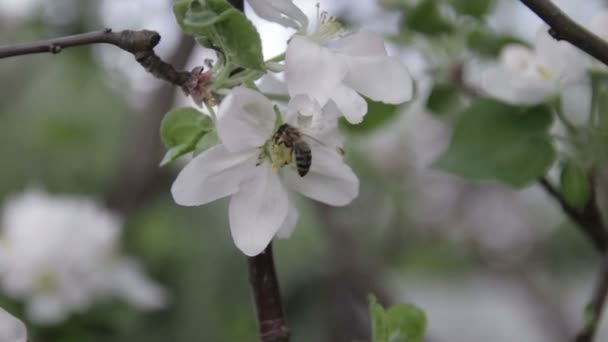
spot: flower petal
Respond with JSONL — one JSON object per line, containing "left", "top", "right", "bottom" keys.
{"left": 481, "top": 64, "right": 555, "bottom": 105}
{"left": 217, "top": 87, "right": 276, "bottom": 153}
{"left": 499, "top": 44, "right": 534, "bottom": 71}
{"left": 276, "top": 202, "right": 298, "bottom": 239}
{"left": 283, "top": 145, "right": 359, "bottom": 206}
{"left": 331, "top": 30, "right": 388, "bottom": 57}
{"left": 229, "top": 165, "right": 289, "bottom": 256}
{"left": 343, "top": 55, "right": 413, "bottom": 104}
{"left": 330, "top": 84, "right": 367, "bottom": 124}
{"left": 0, "top": 308, "right": 27, "bottom": 342}
{"left": 247, "top": 0, "right": 308, "bottom": 30}
{"left": 171, "top": 145, "right": 255, "bottom": 206}
{"left": 286, "top": 94, "right": 322, "bottom": 120}
{"left": 285, "top": 36, "right": 347, "bottom": 106}
{"left": 534, "top": 27, "right": 589, "bottom": 85}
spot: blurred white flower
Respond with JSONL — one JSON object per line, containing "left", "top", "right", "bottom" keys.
{"left": 482, "top": 28, "right": 589, "bottom": 105}
{"left": 171, "top": 87, "right": 358, "bottom": 256}
{"left": 0, "top": 308, "right": 27, "bottom": 342}
{"left": 285, "top": 14, "right": 413, "bottom": 124}
{"left": 0, "top": 189, "right": 166, "bottom": 325}
{"left": 247, "top": 0, "right": 308, "bottom": 30}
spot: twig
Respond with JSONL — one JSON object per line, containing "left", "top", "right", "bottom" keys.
{"left": 519, "top": 0, "right": 608, "bottom": 67}
{"left": 539, "top": 178, "right": 608, "bottom": 253}
{"left": 248, "top": 244, "right": 290, "bottom": 342}
{"left": 0, "top": 28, "right": 196, "bottom": 93}
{"left": 575, "top": 257, "right": 608, "bottom": 342}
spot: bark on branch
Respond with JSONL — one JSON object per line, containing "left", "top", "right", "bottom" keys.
{"left": 0, "top": 28, "right": 196, "bottom": 93}
{"left": 248, "top": 244, "right": 290, "bottom": 342}
{"left": 519, "top": 0, "right": 608, "bottom": 67}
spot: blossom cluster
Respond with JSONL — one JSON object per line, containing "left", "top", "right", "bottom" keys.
{"left": 0, "top": 189, "right": 166, "bottom": 325}
{"left": 481, "top": 9, "right": 608, "bottom": 105}
{"left": 169, "top": 0, "right": 413, "bottom": 256}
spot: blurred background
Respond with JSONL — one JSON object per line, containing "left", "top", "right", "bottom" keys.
{"left": 1, "top": 0, "right": 608, "bottom": 341}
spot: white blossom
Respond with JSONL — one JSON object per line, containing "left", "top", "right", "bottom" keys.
{"left": 171, "top": 87, "right": 358, "bottom": 256}
{"left": 285, "top": 14, "right": 413, "bottom": 124}
{"left": 0, "top": 189, "right": 166, "bottom": 325}
{"left": 481, "top": 28, "right": 589, "bottom": 105}
{"left": 247, "top": 0, "right": 308, "bottom": 30}
{"left": 0, "top": 308, "right": 26, "bottom": 342}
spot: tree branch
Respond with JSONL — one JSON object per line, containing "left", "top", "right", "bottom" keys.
{"left": 0, "top": 28, "right": 196, "bottom": 93}
{"left": 519, "top": 0, "right": 608, "bottom": 67}
{"left": 539, "top": 178, "right": 608, "bottom": 253}
{"left": 575, "top": 257, "right": 608, "bottom": 342}
{"left": 248, "top": 244, "right": 290, "bottom": 342}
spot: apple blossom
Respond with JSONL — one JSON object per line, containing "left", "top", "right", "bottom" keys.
{"left": 0, "top": 189, "right": 166, "bottom": 324}
{"left": 481, "top": 28, "right": 589, "bottom": 105}
{"left": 247, "top": 0, "right": 308, "bottom": 31}
{"left": 171, "top": 87, "right": 358, "bottom": 256}
{"left": 285, "top": 13, "right": 414, "bottom": 124}
{"left": 0, "top": 308, "right": 26, "bottom": 342}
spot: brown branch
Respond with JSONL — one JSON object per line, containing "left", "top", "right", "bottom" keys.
{"left": 519, "top": 0, "right": 608, "bottom": 67}
{"left": 248, "top": 243, "right": 290, "bottom": 342}
{"left": 539, "top": 178, "right": 608, "bottom": 253}
{"left": 0, "top": 28, "right": 196, "bottom": 93}
{"left": 575, "top": 257, "right": 608, "bottom": 342}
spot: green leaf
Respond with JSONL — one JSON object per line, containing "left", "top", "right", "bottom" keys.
{"left": 426, "top": 82, "right": 464, "bottom": 115}
{"left": 194, "top": 129, "right": 219, "bottom": 155}
{"left": 173, "top": 0, "right": 265, "bottom": 70}
{"left": 467, "top": 30, "right": 528, "bottom": 57}
{"left": 448, "top": 0, "right": 494, "bottom": 18}
{"left": 370, "top": 295, "right": 427, "bottom": 342}
{"left": 433, "top": 98, "right": 556, "bottom": 187}
{"left": 560, "top": 162, "right": 591, "bottom": 209}
{"left": 403, "top": 0, "right": 453, "bottom": 35}
{"left": 160, "top": 107, "right": 213, "bottom": 165}
{"left": 340, "top": 99, "right": 401, "bottom": 134}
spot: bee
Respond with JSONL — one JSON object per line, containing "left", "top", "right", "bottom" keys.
{"left": 273, "top": 123, "right": 312, "bottom": 177}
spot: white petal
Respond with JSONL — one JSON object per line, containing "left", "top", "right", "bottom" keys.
{"left": 257, "top": 73, "right": 288, "bottom": 95}
{"left": 330, "top": 85, "right": 368, "bottom": 124}
{"left": 171, "top": 145, "right": 255, "bottom": 206}
{"left": 109, "top": 259, "right": 167, "bottom": 310}
{"left": 283, "top": 145, "right": 359, "bottom": 206}
{"left": 481, "top": 64, "right": 555, "bottom": 105}
{"left": 331, "top": 30, "right": 388, "bottom": 57}
{"left": 499, "top": 44, "right": 534, "bottom": 71}
{"left": 287, "top": 94, "right": 322, "bottom": 120}
{"left": 27, "top": 294, "right": 67, "bottom": 325}
{"left": 247, "top": 0, "right": 308, "bottom": 30}
{"left": 343, "top": 55, "right": 413, "bottom": 104}
{"left": 285, "top": 36, "right": 347, "bottom": 106}
{"left": 0, "top": 308, "right": 27, "bottom": 342}
{"left": 229, "top": 165, "right": 289, "bottom": 256}
{"left": 276, "top": 202, "right": 298, "bottom": 239}
{"left": 217, "top": 87, "right": 276, "bottom": 153}
{"left": 534, "top": 27, "right": 589, "bottom": 84}
{"left": 312, "top": 101, "right": 344, "bottom": 148}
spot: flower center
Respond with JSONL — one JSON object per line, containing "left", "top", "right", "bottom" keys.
{"left": 309, "top": 5, "right": 348, "bottom": 44}
{"left": 258, "top": 129, "right": 296, "bottom": 173}
{"left": 536, "top": 65, "right": 553, "bottom": 80}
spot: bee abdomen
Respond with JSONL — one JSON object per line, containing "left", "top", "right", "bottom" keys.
{"left": 294, "top": 142, "right": 311, "bottom": 177}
